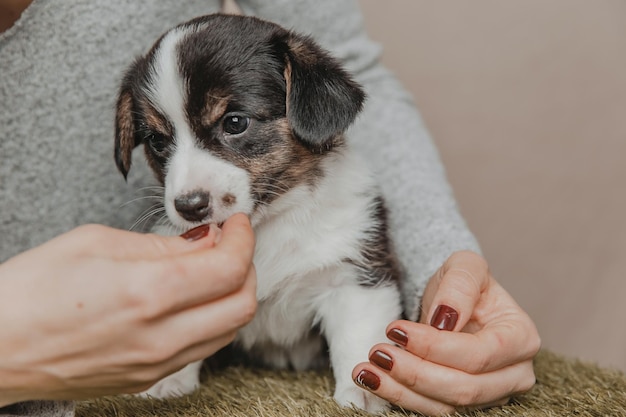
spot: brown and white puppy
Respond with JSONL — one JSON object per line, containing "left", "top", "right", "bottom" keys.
{"left": 115, "top": 14, "right": 402, "bottom": 413}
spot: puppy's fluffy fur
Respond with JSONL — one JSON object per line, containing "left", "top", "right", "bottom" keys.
{"left": 115, "top": 14, "right": 402, "bottom": 413}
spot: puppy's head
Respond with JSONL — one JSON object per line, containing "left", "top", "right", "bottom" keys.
{"left": 115, "top": 14, "right": 365, "bottom": 229}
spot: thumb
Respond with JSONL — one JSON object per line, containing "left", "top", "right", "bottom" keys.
{"left": 421, "top": 250, "right": 489, "bottom": 332}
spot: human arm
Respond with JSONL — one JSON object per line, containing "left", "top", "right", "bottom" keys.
{"left": 0, "top": 213, "right": 256, "bottom": 406}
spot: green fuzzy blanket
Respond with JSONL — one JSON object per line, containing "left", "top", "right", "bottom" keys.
{"left": 76, "top": 351, "right": 626, "bottom": 417}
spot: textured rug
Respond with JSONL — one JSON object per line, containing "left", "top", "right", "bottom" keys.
{"left": 76, "top": 350, "right": 626, "bottom": 417}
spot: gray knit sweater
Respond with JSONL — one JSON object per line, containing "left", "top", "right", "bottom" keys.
{"left": 0, "top": 0, "right": 479, "bottom": 415}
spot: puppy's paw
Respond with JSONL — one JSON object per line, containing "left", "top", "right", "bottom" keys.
{"left": 140, "top": 373, "right": 199, "bottom": 399}
{"left": 138, "top": 362, "right": 201, "bottom": 399}
{"left": 334, "top": 385, "right": 390, "bottom": 414}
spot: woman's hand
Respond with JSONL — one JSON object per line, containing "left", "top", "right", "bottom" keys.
{"left": 352, "top": 250, "right": 540, "bottom": 415}
{"left": 0, "top": 213, "right": 256, "bottom": 406}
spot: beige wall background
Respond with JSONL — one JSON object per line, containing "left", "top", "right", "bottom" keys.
{"left": 359, "top": 0, "right": 626, "bottom": 372}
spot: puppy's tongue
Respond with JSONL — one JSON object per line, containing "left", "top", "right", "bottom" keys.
{"left": 180, "top": 223, "right": 221, "bottom": 242}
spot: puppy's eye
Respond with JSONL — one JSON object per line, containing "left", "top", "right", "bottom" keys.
{"left": 146, "top": 132, "right": 168, "bottom": 155}
{"left": 223, "top": 114, "right": 250, "bottom": 135}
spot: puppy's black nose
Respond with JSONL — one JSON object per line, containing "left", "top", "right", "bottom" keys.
{"left": 174, "top": 190, "right": 212, "bottom": 222}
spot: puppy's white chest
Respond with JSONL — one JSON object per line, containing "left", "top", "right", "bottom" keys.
{"left": 237, "top": 273, "right": 318, "bottom": 346}
{"left": 235, "top": 265, "right": 338, "bottom": 370}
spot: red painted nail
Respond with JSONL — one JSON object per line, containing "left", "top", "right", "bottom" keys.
{"left": 386, "top": 328, "right": 408, "bottom": 346}
{"left": 370, "top": 350, "right": 393, "bottom": 371}
{"left": 180, "top": 224, "right": 211, "bottom": 241}
{"left": 430, "top": 305, "right": 459, "bottom": 331}
{"left": 355, "top": 370, "right": 380, "bottom": 391}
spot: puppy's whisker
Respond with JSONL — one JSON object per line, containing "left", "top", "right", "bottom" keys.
{"left": 135, "top": 185, "right": 165, "bottom": 193}
{"left": 152, "top": 214, "right": 183, "bottom": 236}
{"left": 260, "top": 185, "right": 289, "bottom": 196}
{"left": 129, "top": 205, "right": 166, "bottom": 232}
{"left": 120, "top": 195, "right": 163, "bottom": 208}
{"left": 153, "top": 211, "right": 171, "bottom": 226}
{"left": 257, "top": 188, "right": 284, "bottom": 198}
{"left": 128, "top": 213, "right": 161, "bottom": 233}
{"left": 256, "top": 180, "right": 291, "bottom": 195}
{"left": 257, "top": 177, "right": 291, "bottom": 189}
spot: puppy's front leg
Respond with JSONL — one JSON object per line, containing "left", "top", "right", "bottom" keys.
{"left": 317, "top": 282, "right": 401, "bottom": 413}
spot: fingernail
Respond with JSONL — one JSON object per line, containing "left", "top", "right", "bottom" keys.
{"left": 180, "top": 224, "right": 211, "bottom": 241}
{"left": 386, "top": 328, "right": 408, "bottom": 346}
{"left": 355, "top": 370, "right": 380, "bottom": 391}
{"left": 370, "top": 350, "right": 393, "bottom": 371}
{"left": 430, "top": 305, "right": 459, "bottom": 331}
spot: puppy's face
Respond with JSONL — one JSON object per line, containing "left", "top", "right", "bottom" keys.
{"left": 115, "top": 15, "right": 364, "bottom": 230}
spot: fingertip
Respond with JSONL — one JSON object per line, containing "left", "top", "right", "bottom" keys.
{"left": 180, "top": 223, "right": 212, "bottom": 242}
{"left": 385, "top": 319, "right": 405, "bottom": 333}
{"left": 386, "top": 327, "right": 409, "bottom": 347}
{"left": 385, "top": 319, "right": 415, "bottom": 338}
{"left": 426, "top": 251, "right": 490, "bottom": 333}
{"left": 351, "top": 361, "right": 369, "bottom": 380}
{"left": 222, "top": 212, "right": 251, "bottom": 230}
{"left": 178, "top": 223, "right": 223, "bottom": 248}
{"left": 353, "top": 366, "right": 382, "bottom": 391}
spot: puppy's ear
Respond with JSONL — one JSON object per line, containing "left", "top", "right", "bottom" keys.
{"left": 114, "top": 64, "right": 142, "bottom": 180}
{"left": 282, "top": 34, "right": 366, "bottom": 150}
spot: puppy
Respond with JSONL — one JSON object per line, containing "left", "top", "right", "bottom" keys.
{"left": 114, "top": 14, "right": 402, "bottom": 413}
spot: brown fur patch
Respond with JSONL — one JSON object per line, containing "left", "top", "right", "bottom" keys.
{"left": 142, "top": 103, "right": 173, "bottom": 137}
{"left": 283, "top": 62, "right": 292, "bottom": 120}
{"left": 114, "top": 91, "right": 135, "bottom": 176}
{"left": 286, "top": 37, "right": 317, "bottom": 66}
{"left": 222, "top": 193, "right": 237, "bottom": 207}
{"left": 202, "top": 93, "right": 230, "bottom": 127}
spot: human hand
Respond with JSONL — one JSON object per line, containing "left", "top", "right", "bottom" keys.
{"left": 352, "top": 251, "right": 540, "bottom": 415}
{"left": 0, "top": 213, "right": 256, "bottom": 406}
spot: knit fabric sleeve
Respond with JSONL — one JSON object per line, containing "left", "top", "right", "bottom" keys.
{"left": 0, "top": 401, "right": 74, "bottom": 417}
{"left": 239, "top": 0, "right": 481, "bottom": 320}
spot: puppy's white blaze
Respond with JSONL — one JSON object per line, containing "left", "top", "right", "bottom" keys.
{"left": 145, "top": 28, "right": 189, "bottom": 139}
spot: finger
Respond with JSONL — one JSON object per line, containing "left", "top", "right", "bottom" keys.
{"left": 59, "top": 223, "right": 221, "bottom": 262}
{"left": 363, "top": 344, "right": 536, "bottom": 408}
{"left": 386, "top": 318, "right": 539, "bottom": 374}
{"left": 73, "top": 331, "right": 237, "bottom": 398}
{"left": 52, "top": 269, "right": 256, "bottom": 397}
{"left": 122, "top": 211, "right": 252, "bottom": 265}
{"left": 352, "top": 362, "right": 455, "bottom": 416}
{"left": 155, "top": 265, "right": 257, "bottom": 348}
{"left": 422, "top": 251, "right": 489, "bottom": 331}
{"left": 118, "top": 266, "right": 256, "bottom": 374}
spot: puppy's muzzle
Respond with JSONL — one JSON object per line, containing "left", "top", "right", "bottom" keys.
{"left": 174, "top": 190, "right": 212, "bottom": 222}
